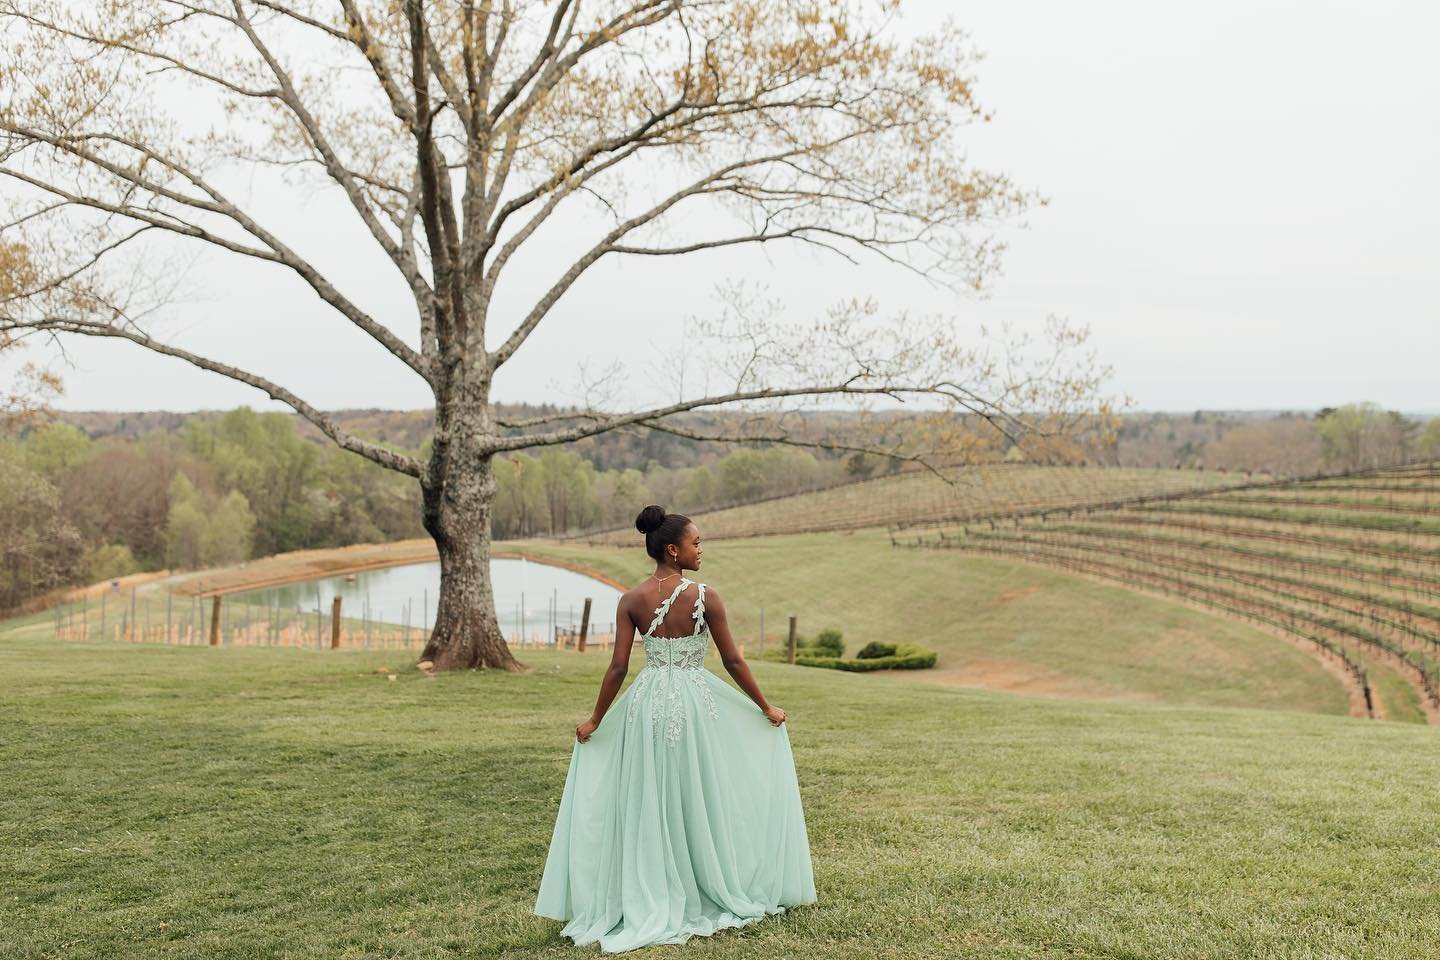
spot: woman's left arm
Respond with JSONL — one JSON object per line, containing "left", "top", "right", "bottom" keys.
{"left": 707, "top": 588, "right": 784, "bottom": 724}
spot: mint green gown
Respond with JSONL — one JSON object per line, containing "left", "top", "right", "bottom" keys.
{"left": 533, "top": 578, "right": 817, "bottom": 952}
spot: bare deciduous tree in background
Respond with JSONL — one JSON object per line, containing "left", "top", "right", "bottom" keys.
{"left": 0, "top": 239, "right": 63, "bottom": 429}
{"left": 0, "top": 1, "right": 1113, "bottom": 671}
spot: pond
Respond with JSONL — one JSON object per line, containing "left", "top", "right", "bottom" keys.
{"left": 227, "top": 556, "right": 623, "bottom": 644}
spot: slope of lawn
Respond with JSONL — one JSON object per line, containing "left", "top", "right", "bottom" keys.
{"left": 2, "top": 632, "right": 1436, "bottom": 960}
{"left": 510, "top": 529, "right": 1349, "bottom": 716}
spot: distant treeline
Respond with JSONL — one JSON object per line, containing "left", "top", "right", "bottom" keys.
{"left": 1, "top": 408, "right": 426, "bottom": 612}
{"left": 0, "top": 406, "right": 869, "bottom": 612}
{"left": 58, "top": 402, "right": 1438, "bottom": 477}
{"left": 1099, "top": 403, "right": 1438, "bottom": 475}
{"left": 5, "top": 401, "right": 1434, "bottom": 614}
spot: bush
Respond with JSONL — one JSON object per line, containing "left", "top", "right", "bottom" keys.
{"left": 789, "top": 642, "right": 938, "bottom": 672}
{"left": 755, "top": 627, "right": 843, "bottom": 660}
{"left": 83, "top": 543, "right": 140, "bottom": 583}
{"left": 754, "top": 634, "right": 935, "bottom": 671}
{"left": 812, "top": 628, "right": 844, "bottom": 658}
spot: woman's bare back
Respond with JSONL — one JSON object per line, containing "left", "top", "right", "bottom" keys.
{"left": 623, "top": 579, "right": 706, "bottom": 639}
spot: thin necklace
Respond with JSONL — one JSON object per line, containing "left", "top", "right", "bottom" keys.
{"left": 652, "top": 571, "right": 680, "bottom": 600}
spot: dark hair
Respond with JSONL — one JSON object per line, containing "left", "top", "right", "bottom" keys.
{"left": 635, "top": 504, "right": 692, "bottom": 563}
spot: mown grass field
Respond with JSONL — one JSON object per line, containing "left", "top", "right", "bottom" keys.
{"left": 29, "top": 519, "right": 1352, "bottom": 718}
{"left": 509, "top": 530, "right": 1349, "bottom": 717}
{"left": 4, "top": 630, "right": 1437, "bottom": 960}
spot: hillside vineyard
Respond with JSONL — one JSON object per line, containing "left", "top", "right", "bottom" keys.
{"left": 901, "top": 461, "right": 1440, "bottom": 725}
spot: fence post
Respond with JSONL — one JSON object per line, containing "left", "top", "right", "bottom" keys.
{"left": 787, "top": 615, "right": 798, "bottom": 665}
{"left": 331, "top": 596, "right": 343, "bottom": 649}
{"left": 578, "top": 598, "right": 592, "bottom": 652}
{"left": 209, "top": 596, "right": 222, "bottom": 646}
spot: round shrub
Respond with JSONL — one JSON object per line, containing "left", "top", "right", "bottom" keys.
{"left": 812, "top": 628, "right": 844, "bottom": 658}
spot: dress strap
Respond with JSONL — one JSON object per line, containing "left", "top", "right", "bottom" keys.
{"left": 645, "top": 578, "right": 693, "bottom": 636}
{"left": 690, "top": 583, "right": 707, "bottom": 636}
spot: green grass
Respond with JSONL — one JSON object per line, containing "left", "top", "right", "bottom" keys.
{"left": 513, "top": 530, "right": 1349, "bottom": 716}
{"left": 1360, "top": 655, "right": 1427, "bottom": 724}
{"left": 3, "top": 633, "right": 1437, "bottom": 959}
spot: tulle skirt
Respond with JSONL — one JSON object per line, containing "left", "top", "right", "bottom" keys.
{"left": 534, "top": 664, "right": 817, "bottom": 953}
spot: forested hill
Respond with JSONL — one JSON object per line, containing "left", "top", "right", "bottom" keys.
{"left": 51, "top": 406, "right": 828, "bottom": 472}
{"left": 3, "top": 406, "right": 883, "bottom": 613}
{"left": 53, "top": 405, "right": 1440, "bottom": 476}
{"left": 4, "top": 403, "right": 1434, "bottom": 615}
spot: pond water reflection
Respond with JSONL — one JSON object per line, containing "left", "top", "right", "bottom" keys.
{"left": 228, "top": 556, "right": 622, "bottom": 642}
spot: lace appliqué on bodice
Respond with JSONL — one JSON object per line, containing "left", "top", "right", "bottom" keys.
{"left": 625, "top": 578, "right": 719, "bottom": 745}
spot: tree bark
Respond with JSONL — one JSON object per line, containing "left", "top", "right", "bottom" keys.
{"left": 418, "top": 399, "right": 524, "bottom": 672}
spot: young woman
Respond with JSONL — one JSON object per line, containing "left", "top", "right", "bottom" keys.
{"left": 533, "top": 505, "right": 817, "bottom": 952}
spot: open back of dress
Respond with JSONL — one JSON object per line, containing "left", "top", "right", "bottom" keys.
{"left": 642, "top": 578, "right": 709, "bottom": 641}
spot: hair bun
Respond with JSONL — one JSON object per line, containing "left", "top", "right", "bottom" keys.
{"left": 635, "top": 504, "right": 667, "bottom": 535}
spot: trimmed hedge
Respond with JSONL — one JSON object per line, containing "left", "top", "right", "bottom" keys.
{"left": 759, "top": 641, "right": 937, "bottom": 672}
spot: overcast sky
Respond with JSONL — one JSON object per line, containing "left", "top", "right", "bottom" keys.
{"left": 6, "top": 0, "right": 1437, "bottom": 415}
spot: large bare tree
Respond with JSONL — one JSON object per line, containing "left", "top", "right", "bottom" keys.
{"left": 0, "top": 0, "right": 1112, "bottom": 671}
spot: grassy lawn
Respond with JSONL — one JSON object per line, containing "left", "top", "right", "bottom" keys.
{"left": 511, "top": 531, "right": 1349, "bottom": 717}
{"left": 1358, "top": 654, "right": 1427, "bottom": 724}
{"left": 4, "top": 631, "right": 1436, "bottom": 959}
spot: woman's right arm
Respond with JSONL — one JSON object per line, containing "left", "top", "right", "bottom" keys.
{"left": 706, "top": 588, "right": 786, "bottom": 726}
{"left": 576, "top": 598, "right": 635, "bottom": 742}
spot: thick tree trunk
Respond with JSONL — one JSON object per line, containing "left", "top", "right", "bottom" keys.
{"left": 418, "top": 439, "right": 524, "bottom": 672}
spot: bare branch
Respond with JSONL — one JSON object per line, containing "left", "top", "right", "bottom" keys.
{"left": 339, "top": 0, "right": 419, "bottom": 127}
{"left": 485, "top": 131, "right": 881, "bottom": 370}
{"left": 1, "top": 315, "right": 423, "bottom": 477}
{"left": 485, "top": 379, "right": 1001, "bottom": 454}
{"left": 0, "top": 143, "right": 431, "bottom": 381}
{"left": 227, "top": 2, "right": 436, "bottom": 326}
{"left": 632, "top": 416, "right": 952, "bottom": 484}
{"left": 484, "top": 0, "right": 579, "bottom": 124}
{"left": 407, "top": 0, "right": 467, "bottom": 352}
